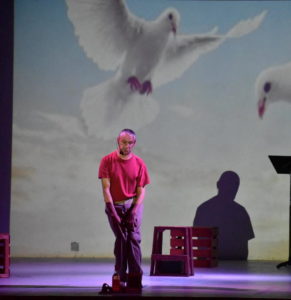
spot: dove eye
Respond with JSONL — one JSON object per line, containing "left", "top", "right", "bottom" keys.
{"left": 168, "top": 13, "right": 173, "bottom": 20}
{"left": 264, "top": 82, "right": 271, "bottom": 93}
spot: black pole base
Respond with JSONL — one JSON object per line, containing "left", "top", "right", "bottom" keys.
{"left": 276, "top": 260, "right": 291, "bottom": 269}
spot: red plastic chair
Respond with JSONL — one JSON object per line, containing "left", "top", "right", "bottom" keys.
{"left": 192, "top": 227, "right": 218, "bottom": 267}
{"left": 0, "top": 233, "right": 10, "bottom": 278}
{"left": 150, "top": 226, "right": 194, "bottom": 276}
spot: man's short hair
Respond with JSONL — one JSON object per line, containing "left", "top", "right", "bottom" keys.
{"left": 118, "top": 128, "right": 136, "bottom": 141}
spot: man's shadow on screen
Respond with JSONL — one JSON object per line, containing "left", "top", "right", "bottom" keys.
{"left": 193, "top": 171, "right": 255, "bottom": 260}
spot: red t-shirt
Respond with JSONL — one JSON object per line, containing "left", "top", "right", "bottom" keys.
{"left": 98, "top": 151, "right": 150, "bottom": 202}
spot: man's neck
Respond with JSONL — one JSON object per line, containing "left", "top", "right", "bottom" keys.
{"left": 116, "top": 150, "right": 133, "bottom": 160}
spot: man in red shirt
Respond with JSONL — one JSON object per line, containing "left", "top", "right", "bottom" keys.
{"left": 98, "top": 129, "right": 150, "bottom": 291}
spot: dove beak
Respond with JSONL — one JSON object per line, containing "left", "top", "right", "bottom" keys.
{"left": 171, "top": 23, "right": 177, "bottom": 34}
{"left": 258, "top": 97, "right": 266, "bottom": 119}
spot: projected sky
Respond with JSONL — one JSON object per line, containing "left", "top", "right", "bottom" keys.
{"left": 12, "top": 0, "right": 291, "bottom": 259}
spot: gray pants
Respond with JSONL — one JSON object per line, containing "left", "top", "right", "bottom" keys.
{"left": 106, "top": 199, "right": 143, "bottom": 282}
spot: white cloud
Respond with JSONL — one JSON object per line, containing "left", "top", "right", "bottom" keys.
{"left": 35, "top": 111, "right": 86, "bottom": 138}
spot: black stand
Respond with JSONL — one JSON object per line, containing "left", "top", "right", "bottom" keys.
{"left": 269, "top": 155, "right": 291, "bottom": 269}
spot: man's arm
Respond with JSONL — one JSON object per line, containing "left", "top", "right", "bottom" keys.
{"left": 101, "top": 178, "right": 121, "bottom": 224}
{"left": 131, "top": 186, "right": 146, "bottom": 215}
{"left": 123, "top": 186, "right": 145, "bottom": 230}
{"left": 101, "top": 178, "right": 113, "bottom": 204}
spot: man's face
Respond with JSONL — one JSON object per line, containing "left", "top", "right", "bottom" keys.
{"left": 117, "top": 133, "right": 136, "bottom": 156}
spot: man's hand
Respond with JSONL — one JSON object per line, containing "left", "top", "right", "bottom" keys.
{"left": 106, "top": 202, "right": 121, "bottom": 224}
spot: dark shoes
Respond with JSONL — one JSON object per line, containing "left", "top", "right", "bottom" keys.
{"left": 127, "top": 273, "right": 143, "bottom": 293}
{"left": 102, "top": 273, "right": 142, "bottom": 294}
{"left": 99, "top": 283, "right": 112, "bottom": 295}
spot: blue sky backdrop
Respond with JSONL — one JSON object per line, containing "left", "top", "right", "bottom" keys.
{"left": 14, "top": 0, "right": 291, "bottom": 118}
{"left": 12, "top": 0, "right": 291, "bottom": 259}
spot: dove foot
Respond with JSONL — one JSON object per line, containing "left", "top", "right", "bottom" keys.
{"left": 127, "top": 76, "right": 142, "bottom": 92}
{"left": 140, "top": 80, "right": 152, "bottom": 95}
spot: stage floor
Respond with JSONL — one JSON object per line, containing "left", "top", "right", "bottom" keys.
{"left": 0, "top": 259, "right": 291, "bottom": 299}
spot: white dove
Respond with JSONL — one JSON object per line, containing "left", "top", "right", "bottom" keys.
{"left": 66, "top": 0, "right": 266, "bottom": 139}
{"left": 256, "top": 62, "right": 291, "bottom": 118}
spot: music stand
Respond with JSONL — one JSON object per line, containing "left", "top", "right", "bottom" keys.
{"left": 269, "top": 155, "right": 291, "bottom": 268}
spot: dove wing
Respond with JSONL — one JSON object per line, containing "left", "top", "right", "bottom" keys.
{"left": 153, "top": 33, "right": 224, "bottom": 87}
{"left": 66, "top": 0, "right": 145, "bottom": 71}
{"left": 153, "top": 10, "right": 266, "bottom": 87}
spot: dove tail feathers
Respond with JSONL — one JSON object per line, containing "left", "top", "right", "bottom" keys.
{"left": 80, "top": 78, "right": 159, "bottom": 140}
